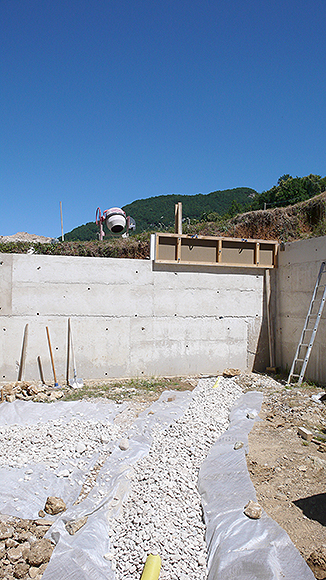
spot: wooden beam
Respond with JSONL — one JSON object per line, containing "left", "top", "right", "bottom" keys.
{"left": 255, "top": 242, "right": 260, "bottom": 266}
{"left": 217, "top": 239, "right": 222, "bottom": 263}
{"left": 174, "top": 203, "right": 182, "bottom": 235}
{"left": 17, "top": 324, "right": 28, "bottom": 382}
{"left": 265, "top": 269, "right": 275, "bottom": 368}
{"left": 176, "top": 237, "right": 182, "bottom": 262}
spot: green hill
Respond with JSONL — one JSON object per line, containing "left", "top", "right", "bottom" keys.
{"left": 122, "top": 188, "right": 256, "bottom": 232}
{"left": 64, "top": 187, "right": 256, "bottom": 241}
{"left": 64, "top": 221, "right": 99, "bottom": 241}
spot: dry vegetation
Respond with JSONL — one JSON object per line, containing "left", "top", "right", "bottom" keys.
{"left": 195, "top": 191, "right": 326, "bottom": 241}
{"left": 1, "top": 192, "right": 326, "bottom": 258}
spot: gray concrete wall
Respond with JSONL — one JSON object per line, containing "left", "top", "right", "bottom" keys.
{"left": 0, "top": 253, "right": 268, "bottom": 383}
{"left": 276, "top": 235, "right": 326, "bottom": 384}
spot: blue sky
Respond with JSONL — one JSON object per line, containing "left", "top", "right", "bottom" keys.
{"left": 1, "top": 0, "right": 326, "bottom": 237}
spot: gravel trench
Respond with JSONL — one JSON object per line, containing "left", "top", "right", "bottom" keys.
{"left": 108, "top": 377, "right": 242, "bottom": 580}
{"left": 0, "top": 377, "right": 242, "bottom": 579}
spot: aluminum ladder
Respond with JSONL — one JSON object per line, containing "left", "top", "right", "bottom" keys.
{"left": 287, "top": 261, "right": 326, "bottom": 385}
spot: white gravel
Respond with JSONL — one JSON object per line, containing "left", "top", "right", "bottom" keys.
{"left": 0, "top": 417, "right": 122, "bottom": 470}
{"left": 108, "top": 377, "right": 242, "bottom": 580}
{"left": 0, "top": 377, "right": 242, "bottom": 579}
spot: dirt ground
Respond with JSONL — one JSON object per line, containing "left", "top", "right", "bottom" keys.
{"left": 234, "top": 372, "right": 326, "bottom": 580}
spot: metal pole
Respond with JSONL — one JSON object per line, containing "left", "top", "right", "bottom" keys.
{"left": 60, "top": 201, "right": 64, "bottom": 241}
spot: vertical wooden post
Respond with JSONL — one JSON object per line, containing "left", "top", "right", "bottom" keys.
{"left": 175, "top": 203, "right": 182, "bottom": 235}
{"left": 37, "top": 355, "right": 45, "bottom": 384}
{"left": 176, "top": 237, "right": 182, "bottom": 262}
{"left": 273, "top": 243, "right": 278, "bottom": 268}
{"left": 60, "top": 201, "right": 64, "bottom": 241}
{"left": 66, "top": 318, "right": 71, "bottom": 386}
{"left": 265, "top": 269, "right": 275, "bottom": 369}
{"left": 255, "top": 242, "right": 260, "bottom": 266}
{"left": 46, "top": 326, "right": 58, "bottom": 387}
{"left": 155, "top": 234, "right": 160, "bottom": 262}
{"left": 175, "top": 203, "right": 182, "bottom": 263}
{"left": 17, "top": 324, "right": 28, "bottom": 381}
{"left": 217, "top": 239, "right": 222, "bottom": 263}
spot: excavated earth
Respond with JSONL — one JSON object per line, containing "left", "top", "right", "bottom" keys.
{"left": 236, "top": 373, "right": 326, "bottom": 580}
{"left": 0, "top": 372, "right": 325, "bottom": 579}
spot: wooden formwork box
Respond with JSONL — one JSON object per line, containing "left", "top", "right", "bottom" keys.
{"left": 154, "top": 233, "right": 278, "bottom": 269}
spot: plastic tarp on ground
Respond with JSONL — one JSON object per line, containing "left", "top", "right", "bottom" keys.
{"left": 0, "top": 388, "right": 315, "bottom": 579}
{"left": 199, "top": 391, "right": 315, "bottom": 580}
{"left": 42, "top": 389, "right": 193, "bottom": 580}
{"left": 0, "top": 391, "right": 193, "bottom": 580}
{"left": 0, "top": 399, "right": 122, "bottom": 520}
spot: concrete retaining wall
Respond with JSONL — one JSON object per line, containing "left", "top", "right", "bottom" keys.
{"left": 0, "top": 253, "right": 268, "bottom": 382}
{"left": 276, "top": 235, "right": 326, "bottom": 384}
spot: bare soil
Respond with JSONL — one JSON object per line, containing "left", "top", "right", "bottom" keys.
{"left": 234, "top": 372, "right": 326, "bottom": 580}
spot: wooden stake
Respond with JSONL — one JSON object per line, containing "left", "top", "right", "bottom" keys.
{"left": 17, "top": 324, "right": 28, "bottom": 381}
{"left": 46, "top": 326, "right": 58, "bottom": 387}
{"left": 37, "top": 355, "right": 45, "bottom": 384}
{"left": 265, "top": 269, "right": 275, "bottom": 369}
{"left": 60, "top": 201, "right": 64, "bottom": 241}
{"left": 66, "top": 318, "right": 71, "bottom": 386}
{"left": 174, "top": 202, "right": 182, "bottom": 235}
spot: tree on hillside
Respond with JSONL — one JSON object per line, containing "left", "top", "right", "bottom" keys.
{"left": 277, "top": 174, "right": 292, "bottom": 185}
{"left": 252, "top": 174, "right": 325, "bottom": 210}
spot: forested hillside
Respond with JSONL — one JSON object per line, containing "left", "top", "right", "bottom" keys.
{"left": 122, "top": 188, "right": 255, "bottom": 232}
{"left": 64, "top": 187, "right": 256, "bottom": 240}
{"left": 252, "top": 174, "right": 326, "bottom": 210}
{"left": 62, "top": 174, "right": 326, "bottom": 241}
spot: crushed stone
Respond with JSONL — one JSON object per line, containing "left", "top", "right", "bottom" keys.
{"left": 109, "top": 377, "right": 242, "bottom": 580}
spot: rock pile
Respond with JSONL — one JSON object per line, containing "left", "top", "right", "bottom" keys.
{"left": 0, "top": 232, "right": 54, "bottom": 244}
{"left": 0, "top": 515, "right": 54, "bottom": 580}
{"left": 1, "top": 382, "right": 64, "bottom": 404}
{"left": 108, "top": 377, "right": 242, "bottom": 580}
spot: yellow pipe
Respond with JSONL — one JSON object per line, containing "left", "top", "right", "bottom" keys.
{"left": 140, "top": 554, "right": 161, "bottom": 580}
{"left": 213, "top": 376, "right": 221, "bottom": 388}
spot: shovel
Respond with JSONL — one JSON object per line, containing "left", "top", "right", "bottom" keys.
{"left": 67, "top": 318, "right": 83, "bottom": 389}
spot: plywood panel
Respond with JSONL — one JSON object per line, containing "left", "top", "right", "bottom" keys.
{"left": 181, "top": 238, "right": 217, "bottom": 263}
{"left": 259, "top": 243, "right": 275, "bottom": 266}
{"left": 156, "top": 236, "right": 177, "bottom": 261}
{"left": 221, "top": 241, "right": 255, "bottom": 265}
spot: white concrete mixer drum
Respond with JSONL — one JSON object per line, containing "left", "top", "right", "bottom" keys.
{"left": 105, "top": 207, "right": 127, "bottom": 233}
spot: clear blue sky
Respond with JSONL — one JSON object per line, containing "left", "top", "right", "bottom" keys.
{"left": 1, "top": 0, "right": 325, "bottom": 237}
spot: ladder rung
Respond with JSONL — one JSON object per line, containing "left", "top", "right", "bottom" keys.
{"left": 295, "top": 358, "right": 305, "bottom": 362}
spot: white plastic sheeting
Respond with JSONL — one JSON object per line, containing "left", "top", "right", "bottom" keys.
{"left": 0, "top": 399, "right": 122, "bottom": 520}
{"left": 0, "top": 399, "right": 120, "bottom": 428}
{"left": 42, "top": 389, "right": 193, "bottom": 580}
{"left": 0, "top": 391, "right": 193, "bottom": 580}
{"left": 199, "top": 391, "right": 315, "bottom": 580}
{"left": 0, "top": 388, "right": 315, "bottom": 580}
